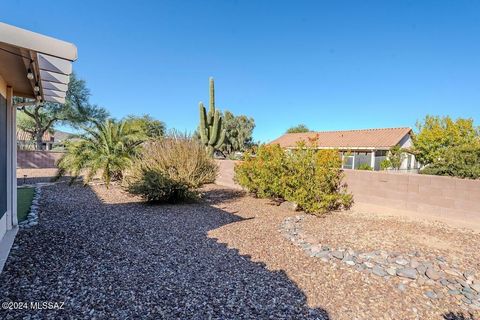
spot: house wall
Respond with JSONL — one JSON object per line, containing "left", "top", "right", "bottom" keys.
{"left": 0, "top": 75, "right": 8, "bottom": 241}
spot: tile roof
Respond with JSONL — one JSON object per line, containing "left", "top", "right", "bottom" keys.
{"left": 269, "top": 127, "right": 412, "bottom": 149}
{"left": 16, "top": 129, "right": 53, "bottom": 142}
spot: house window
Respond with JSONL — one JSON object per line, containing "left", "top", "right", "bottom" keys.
{"left": 343, "top": 156, "right": 354, "bottom": 169}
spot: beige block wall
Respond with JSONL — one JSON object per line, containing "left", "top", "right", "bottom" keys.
{"left": 17, "top": 150, "right": 65, "bottom": 169}
{"left": 343, "top": 169, "right": 480, "bottom": 226}
{"left": 215, "top": 160, "right": 480, "bottom": 227}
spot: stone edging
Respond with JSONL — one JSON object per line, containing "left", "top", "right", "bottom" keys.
{"left": 280, "top": 215, "right": 480, "bottom": 310}
{"left": 18, "top": 186, "right": 42, "bottom": 229}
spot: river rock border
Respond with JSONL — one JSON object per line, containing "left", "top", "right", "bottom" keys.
{"left": 280, "top": 215, "right": 480, "bottom": 310}
{"left": 18, "top": 185, "right": 42, "bottom": 229}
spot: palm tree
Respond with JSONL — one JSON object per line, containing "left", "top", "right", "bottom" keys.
{"left": 56, "top": 119, "right": 145, "bottom": 187}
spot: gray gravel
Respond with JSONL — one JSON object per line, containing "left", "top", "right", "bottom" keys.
{"left": 0, "top": 184, "right": 329, "bottom": 319}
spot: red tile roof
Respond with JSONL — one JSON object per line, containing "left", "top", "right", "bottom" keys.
{"left": 269, "top": 127, "right": 412, "bottom": 149}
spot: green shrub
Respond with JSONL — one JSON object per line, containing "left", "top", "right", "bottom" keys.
{"left": 420, "top": 144, "right": 480, "bottom": 179}
{"left": 127, "top": 133, "right": 218, "bottom": 202}
{"left": 380, "top": 159, "right": 391, "bottom": 170}
{"left": 357, "top": 163, "right": 373, "bottom": 170}
{"left": 235, "top": 143, "right": 353, "bottom": 215}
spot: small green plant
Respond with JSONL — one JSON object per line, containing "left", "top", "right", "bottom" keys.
{"left": 357, "top": 163, "right": 373, "bottom": 170}
{"left": 198, "top": 77, "right": 226, "bottom": 157}
{"left": 127, "top": 133, "right": 218, "bottom": 203}
{"left": 380, "top": 159, "right": 391, "bottom": 170}
{"left": 235, "top": 142, "right": 353, "bottom": 215}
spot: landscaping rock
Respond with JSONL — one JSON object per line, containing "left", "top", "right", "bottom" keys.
{"left": 425, "top": 291, "right": 437, "bottom": 299}
{"left": 471, "top": 283, "right": 480, "bottom": 293}
{"left": 386, "top": 267, "right": 397, "bottom": 276}
{"left": 331, "top": 251, "right": 344, "bottom": 260}
{"left": 397, "top": 268, "right": 418, "bottom": 280}
{"left": 280, "top": 201, "right": 299, "bottom": 212}
{"left": 395, "top": 258, "right": 409, "bottom": 266}
{"left": 372, "top": 265, "right": 387, "bottom": 277}
{"left": 425, "top": 268, "right": 441, "bottom": 281}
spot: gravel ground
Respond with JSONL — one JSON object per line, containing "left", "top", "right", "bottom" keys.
{"left": 300, "top": 210, "right": 480, "bottom": 272}
{"left": 0, "top": 183, "right": 329, "bottom": 319}
{"left": 1, "top": 183, "right": 479, "bottom": 319}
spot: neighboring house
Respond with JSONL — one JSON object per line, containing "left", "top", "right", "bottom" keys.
{"left": 16, "top": 129, "right": 54, "bottom": 150}
{"left": 269, "top": 127, "right": 420, "bottom": 171}
{"left": 0, "top": 22, "right": 76, "bottom": 270}
{"left": 16, "top": 129, "right": 74, "bottom": 150}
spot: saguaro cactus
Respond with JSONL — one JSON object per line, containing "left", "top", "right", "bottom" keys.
{"left": 199, "top": 77, "right": 226, "bottom": 156}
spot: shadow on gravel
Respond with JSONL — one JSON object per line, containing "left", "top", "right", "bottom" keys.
{"left": 0, "top": 184, "right": 330, "bottom": 319}
{"left": 201, "top": 186, "right": 247, "bottom": 205}
{"left": 443, "top": 312, "right": 477, "bottom": 320}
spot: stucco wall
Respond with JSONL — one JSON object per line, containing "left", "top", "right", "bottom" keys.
{"left": 17, "top": 150, "right": 65, "bottom": 169}
{"left": 0, "top": 75, "right": 7, "bottom": 221}
{"left": 215, "top": 160, "right": 480, "bottom": 226}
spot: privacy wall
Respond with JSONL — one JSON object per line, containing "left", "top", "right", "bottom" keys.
{"left": 216, "top": 160, "right": 480, "bottom": 225}
{"left": 343, "top": 169, "right": 480, "bottom": 224}
{"left": 17, "top": 150, "right": 64, "bottom": 169}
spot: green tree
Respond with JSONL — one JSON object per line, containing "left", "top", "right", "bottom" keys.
{"left": 16, "top": 72, "right": 108, "bottom": 150}
{"left": 220, "top": 111, "right": 255, "bottom": 155}
{"left": 420, "top": 144, "right": 480, "bottom": 179}
{"left": 286, "top": 124, "right": 310, "bottom": 134}
{"left": 388, "top": 145, "right": 405, "bottom": 170}
{"left": 125, "top": 114, "right": 166, "bottom": 139}
{"left": 413, "top": 115, "right": 480, "bottom": 165}
{"left": 56, "top": 119, "right": 145, "bottom": 187}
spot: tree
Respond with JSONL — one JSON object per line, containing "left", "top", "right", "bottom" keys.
{"left": 387, "top": 145, "right": 405, "bottom": 170}
{"left": 420, "top": 144, "right": 480, "bottom": 179}
{"left": 125, "top": 114, "right": 166, "bottom": 139}
{"left": 56, "top": 119, "right": 145, "bottom": 187}
{"left": 412, "top": 115, "right": 479, "bottom": 165}
{"left": 286, "top": 124, "right": 310, "bottom": 134}
{"left": 16, "top": 72, "right": 108, "bottom": 150}
{"left": 220, "top": 110, "right": 255, "bottom": 155}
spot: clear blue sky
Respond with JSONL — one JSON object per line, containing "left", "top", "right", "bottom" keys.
{"left": 2, "top": 0, "right": 479, "bottom": 142}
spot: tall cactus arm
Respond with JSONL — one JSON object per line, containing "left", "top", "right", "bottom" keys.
{"left": 199, "top": 102, "right": 209, "bottom": 144}
{"left": 200, "top": 127, "right": 209, "bottom": 145}
{"left": 214, "top": 129, "right": 226, "bottom": 149}
{"left": 208, "top": 110, "right": 221, "bottom": 145}
{"left": 209, "top": 77, "right": 215, "bottom": 114}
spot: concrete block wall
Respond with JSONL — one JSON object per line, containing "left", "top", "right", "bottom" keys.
{"left": 17, "top": 150, "right": 64, "bottom": 169}
{"left": 215, "top": 160, "right": 480, "bottom": 225}
{"left": 343, "top": 169, "right": 480, "bottom": 224}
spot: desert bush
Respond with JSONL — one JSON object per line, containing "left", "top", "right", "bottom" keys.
{"left": 357, "top": 163, "right": 373, "bottom": 170}
{"left": 234, "top": 144, "right": 286, "bottom": 198}
{"left": 127, "top": 133, "right": 218, "bottom": 202}
{"left": 420, "top": 144, "right": 480, "bottom": 179}
{"left": 235, "top": 143, "right": 353, "bottom": 215}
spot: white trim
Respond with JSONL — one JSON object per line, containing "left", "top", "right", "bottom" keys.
{"left": 0, "top": 226, "right": 18, "bottom": 273}
{"left": 0, "top": 22, "right": 77, "bottom": 61}
{"left": 7, "top": 86, "right": 17, "bottom": 227}
{"left": 5, "top": 87, "right": 12, "bottom": 230}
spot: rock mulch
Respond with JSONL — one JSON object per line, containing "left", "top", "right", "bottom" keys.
{"left": 0, "top": 183, "right": 328, "bottom": 319}
{"left": 280, "top": 215, "right": 480, "bottom": 310}
{"left": 1, "top": 183, "right": 479, "bottom": 319}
